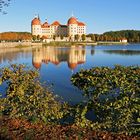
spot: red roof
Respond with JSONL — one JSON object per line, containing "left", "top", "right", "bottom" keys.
{"left": 41, "top": 25, "right": 50, "bottom": 28}
{"left": 67, "top": 17, "right": 85, "bottom": 26}
{"left": 31, "top": 18, "right": 41, "bottom": 25}
{"left": 51, "top": 21, "right": 60, "bottom": 26}
{"left": 42, "top": 21, "right": 49, "bottom": 27}
{"left": 121, "top": 38, "right": 127, "bottom": 40}
{"left": 77, "top": 21, "right": 85, "bottom": 26}
{"left": 67, "top": 17, "right": 78, "bottom": 25}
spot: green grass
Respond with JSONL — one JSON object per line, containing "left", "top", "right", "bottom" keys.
{"left": 15, "top": 45, "right": 29, "bottom": 48}
{"left": 42, "top": 41, "right": 79, "bottom": 47}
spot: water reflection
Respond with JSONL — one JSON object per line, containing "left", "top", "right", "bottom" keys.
{"left": 32, "top": 46, "right": 86, "bottom": 70}
{"left": 0, "top": 45, "right": 140, "bottom": 103}
{"left": 104, "top": 50, "right": 140, "bottom": 56}
{"left": 0, "top": 47, "right": 32, "bottom": 65}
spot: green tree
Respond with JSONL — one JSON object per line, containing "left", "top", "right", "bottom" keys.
{"left": 103, "top": 30, "right": 140, "bottom": 43}
{"left": 60, "top": 35, "right": 64, "bottom": 40}
{"left": 37, "top": 35, "right": 40, "bottom": 41}
{"left": 91, "top": 34, "right": 96, "bottom": 42}
{"left": 32, "top": 35, "right": 37, "bottom": 41}
{"left": 74, "top": 34, "right": 79, "bottom": 42}
{"left": 53, "top": 35, "right": 56, "bottom": 41}
{"left": 81, "top": 34, "right": 86, "bottom": 41}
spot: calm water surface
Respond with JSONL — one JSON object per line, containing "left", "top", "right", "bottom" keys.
{"left": 1, "top": 44, "right": 140, "bottom": 104}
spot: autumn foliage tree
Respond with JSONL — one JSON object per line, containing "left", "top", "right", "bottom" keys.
{"left": 0, "top": 32, "right": 32, "bottom": 41}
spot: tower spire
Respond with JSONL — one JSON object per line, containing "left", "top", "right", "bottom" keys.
{"left": 38, "top": 14, "right": 40, "bottom": 21}
{"left": 35, "top": 14, "right": 37, "bottom": 18}
{"left": 71, "top": 11, "right": 74, "bottom": 17}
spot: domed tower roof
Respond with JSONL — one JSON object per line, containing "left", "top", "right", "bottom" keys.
{"left": 51, "top": 21, "right": 60, "bottom": 26}
{"left": 31, "top": 17, "right": 41, "bottom": 25}
{"left": 67, "top": 17, "right": 78, "bottom": 25}
{"left": 77, "top": 21, "right": 85, "bottom": 26}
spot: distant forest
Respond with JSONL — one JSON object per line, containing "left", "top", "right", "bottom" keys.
{"left": 87, "top": 30, "right": 140, "bottom": 43}
{"left": 0, "top": 30, "right": 140, "bottom": 43}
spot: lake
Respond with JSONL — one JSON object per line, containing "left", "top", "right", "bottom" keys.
{"left": 0, "top": 44, "right": 140, "bottom": 104}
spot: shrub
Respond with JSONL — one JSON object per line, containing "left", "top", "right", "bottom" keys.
{"left": 0, "top": 64, "right": 67, "bottom": 124}
{"left": 71, "top": 65, "right": 140, "bottom": 135}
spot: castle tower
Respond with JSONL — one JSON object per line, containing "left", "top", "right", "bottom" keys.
{"left": 31, "top": 15, "right": 42, "bottom": 36}
{"left": 67, "top": 16, "right": 78, "bottom": 40}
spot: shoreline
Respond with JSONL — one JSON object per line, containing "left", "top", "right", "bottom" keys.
{"left": 0, "top": 41, "right": 130, "bottom": 48}
{"left": 43, "top": 41, "right": 129, "bottom": 46}
{"left": 0, "top": 42, "right": 42, "bottom": 48}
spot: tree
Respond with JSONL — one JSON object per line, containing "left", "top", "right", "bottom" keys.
{"left": 87, "top": 30, "right": 140, "bottom": 43}
{"left": 37, "top": 35, "right": 40, "bottom": 41}
{"left": 91, "top": 34, "right": 95, "bottom": 42}
{"left": 32, "top": 35, "right": 37, "bottom": 41}
{"left": 0, "top": 32, "right": 32, "bottom": 41}
{"left": 103, "top": 30, "right": 140, "bottom": 43}
{"left": 74, "top": 34, "right": 79, "bottom": 42}
{"left": 81, "top": 34, "right": 86, "bottom": 41}
{"left": 53, "top": 35, "right": 56, "bottom": 41}
{"left": 60, "top": 35, "right": 64, "bottom": 40}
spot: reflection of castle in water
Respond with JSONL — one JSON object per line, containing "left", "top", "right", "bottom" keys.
{"left": 32, "top": 46, "right": 86, "bottom": 70}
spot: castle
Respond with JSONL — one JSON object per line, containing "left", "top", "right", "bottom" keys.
{"left": 31, "top": 15, "right": 86, "bottom": 40}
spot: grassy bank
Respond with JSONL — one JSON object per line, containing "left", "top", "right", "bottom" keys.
{"left": 42, "top": 41, "right": 128, "bottom": 47}
{"left": 15, "top": 45, "right": 30, "bottom": 48}
{"left": 42, "top": 41, "right": 76, "bottom": 47}
{"left": 42, "top": 41, "right": 98, "bottom": 47}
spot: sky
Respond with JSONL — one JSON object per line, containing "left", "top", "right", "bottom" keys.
{"left": 0, "top": 0, "right": 140, "bottom": 34}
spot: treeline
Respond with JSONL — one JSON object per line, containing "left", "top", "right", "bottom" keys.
{"left": 1, "top": 30, "right": 140, "bottom": 43}
{"left": 87, "top": 30, "right": 140, "bottom": 43}
{"left": 0, "top": 32, "right": 32, "bottom": 41}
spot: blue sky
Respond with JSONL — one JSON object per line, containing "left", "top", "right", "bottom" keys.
{"left": 0, "top": 0, "right": 140, "bottom": 34}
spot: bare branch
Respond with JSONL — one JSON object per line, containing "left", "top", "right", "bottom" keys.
{"left": 0, "top": 0, "right": 11, "bottom": 14}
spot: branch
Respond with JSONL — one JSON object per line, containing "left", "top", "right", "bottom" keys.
{"left": 0, "top": 0, "right": 11, "bottom": 14}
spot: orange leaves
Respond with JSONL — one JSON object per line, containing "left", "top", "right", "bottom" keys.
{"left": 0, "top": 32, "right": 32, "bottom": 41}
{"left": 0, "top": 117, "right": 139, "bottom": 140}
